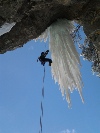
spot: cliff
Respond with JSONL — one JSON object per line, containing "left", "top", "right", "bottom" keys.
{"left": 0, "top": 0, "right": 100, "bottom": 54}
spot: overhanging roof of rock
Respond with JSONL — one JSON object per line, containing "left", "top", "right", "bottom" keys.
{"left": 0, "top": 0, "right": 98, "bottom": 53}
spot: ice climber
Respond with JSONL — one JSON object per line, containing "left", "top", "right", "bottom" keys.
{"left": 37, "top": 50, "right": 52, "bottom": 66}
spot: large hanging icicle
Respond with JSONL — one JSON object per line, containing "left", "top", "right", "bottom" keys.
{"left": 36, "top": 19, "right": 84, "bottom": 106}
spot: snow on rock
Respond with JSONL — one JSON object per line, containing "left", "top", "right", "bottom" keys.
{"left": 0, "top": 22, "right": 16, "bottom": 36}
{"left": 36, "top": 19, "right": 84, "bottom": 106}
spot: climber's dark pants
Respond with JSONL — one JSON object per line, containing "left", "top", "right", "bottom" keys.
{"left": 44, "top": 58, "right": 52, "bottom": 66}
{"left": 40, "top": 58, "right": 52, "bottom": 66}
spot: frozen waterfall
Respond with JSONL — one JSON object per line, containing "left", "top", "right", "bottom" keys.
{"left": 36, "top": 19, "right": 84, "bottom": 106}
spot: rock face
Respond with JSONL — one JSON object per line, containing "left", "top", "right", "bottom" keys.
{"left": 0, "top": 0, "right": 100, "bottom": 54}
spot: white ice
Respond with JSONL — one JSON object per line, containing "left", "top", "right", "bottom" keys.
{"left": 0, "top": 22, "right": 16, "bottom": 36}
{"left": 36, "top": 19, "right": 84, "bottom": 106}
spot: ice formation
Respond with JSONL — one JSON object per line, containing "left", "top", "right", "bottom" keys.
{"left": 80, "top": 39, "right": 100, "bottom": 77}
{"left": 36, "top": 19, "right": 84, "bottom": 106}
{"left": 0, "top": 22, "right": 16, "bottom": 36}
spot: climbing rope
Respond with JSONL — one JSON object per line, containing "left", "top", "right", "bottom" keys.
{"left": 42, "top": 66, "right": 45, "bottom": 98}
{"left": 39, "top": 66, "right": 45, "bottom": 133}
{"left": 38, "top": 43, "right": 47, "bottom": 133}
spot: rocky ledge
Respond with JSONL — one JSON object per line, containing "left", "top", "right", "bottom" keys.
{"left": 0, "top": 0, "right": 100, "bottom": 54}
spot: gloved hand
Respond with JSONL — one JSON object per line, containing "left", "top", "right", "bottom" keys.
{"left": 46, "top": 50, "right": 49, "bottom": 52}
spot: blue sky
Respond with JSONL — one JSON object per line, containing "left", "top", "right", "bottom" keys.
{"left": 0, "top": 38, "right": 100, "bottom": 133}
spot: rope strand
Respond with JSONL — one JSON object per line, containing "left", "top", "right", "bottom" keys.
{"left": 39, "top": 66, "right": 45, "bottom": 133}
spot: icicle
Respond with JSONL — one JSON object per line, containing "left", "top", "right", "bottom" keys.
{"left": 35, "top": 19, "right": 84, "bottom": 106}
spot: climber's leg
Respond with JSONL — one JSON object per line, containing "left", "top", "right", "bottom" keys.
{"left": 45, "top": 58, "right": 52, "bottom": 66}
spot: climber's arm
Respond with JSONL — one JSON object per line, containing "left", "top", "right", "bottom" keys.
{"left": 44, "top": 50, "right": 49, "bottom": 56}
